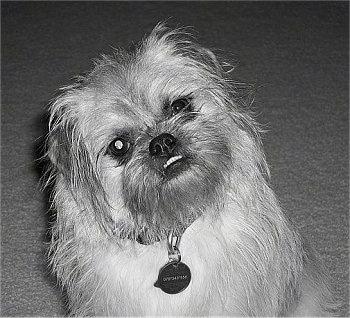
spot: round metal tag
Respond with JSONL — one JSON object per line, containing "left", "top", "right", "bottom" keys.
{"left": 154, "top": 261, "right": 191, "bottom": 294}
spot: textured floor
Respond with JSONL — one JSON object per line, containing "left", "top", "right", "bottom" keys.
{"left": 1, "top": 2, "right": 348, "bottom": 316}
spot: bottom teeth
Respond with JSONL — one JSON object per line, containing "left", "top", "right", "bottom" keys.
{"left": 164, "top": 155, "right": 183, "bottom": 169}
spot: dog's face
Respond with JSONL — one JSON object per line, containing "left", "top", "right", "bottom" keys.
{"left": 48, "top": 26, "right": 264, "bottom": 244}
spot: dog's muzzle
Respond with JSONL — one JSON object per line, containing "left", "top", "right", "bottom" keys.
{"left": 149, "top": 133, "right": 177, "bottom": 157}
{"left": 149, "top": 133, "right": 186, "bottom": 173}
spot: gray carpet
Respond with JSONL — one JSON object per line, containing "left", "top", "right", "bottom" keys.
{"left": 1, "top": 1, "right": 348, "bottom": 316}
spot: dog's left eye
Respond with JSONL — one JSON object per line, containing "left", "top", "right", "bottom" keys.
{"left": 108, "top": 138, "right": 131, "bottom": 157}
{"left": 170, "top": 98, "right": 191, "bottom": 116}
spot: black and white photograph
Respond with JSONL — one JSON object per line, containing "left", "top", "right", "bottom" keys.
{"left": 1, "top": 1, "right": 348, "bottom": 316}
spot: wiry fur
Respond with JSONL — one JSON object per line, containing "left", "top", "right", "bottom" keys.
{"left": 45, "top": 24, "right": 336, "bottom": 316}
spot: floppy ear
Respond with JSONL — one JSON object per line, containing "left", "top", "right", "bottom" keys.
{"left": 47, "top": 90, "right": 113, "bottom": 234}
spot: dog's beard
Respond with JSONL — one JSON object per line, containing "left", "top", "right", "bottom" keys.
{"left": 115, "top": 114, "right": 233, "bottom": 244}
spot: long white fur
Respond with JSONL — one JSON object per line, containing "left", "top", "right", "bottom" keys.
{"left": 46, "top": 24, "right": 337, "bottom": 316}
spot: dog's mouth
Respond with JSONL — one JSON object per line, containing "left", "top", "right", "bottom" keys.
{"left": 163, "top": 155, "right": 183, "bottom": 169}
{"left": 162, "top": 155, "right": 189, "bottom": 178}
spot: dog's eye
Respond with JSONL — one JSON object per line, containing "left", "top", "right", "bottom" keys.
{"left": 108, "top": 138, "right": 130, "bottom": 157}
{"left": 170, "top": 98, "right": 191, "bottom": 116}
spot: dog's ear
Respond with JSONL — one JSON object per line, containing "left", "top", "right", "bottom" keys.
{"left": 146, "top": 23, "right": 226, "bottom": 78}
{"left": 47, "top": 90, "right": 113, "bottom": 234}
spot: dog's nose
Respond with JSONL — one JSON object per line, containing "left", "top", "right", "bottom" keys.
{"left": 149, "top": 133, "right": 177, "bottom": 156}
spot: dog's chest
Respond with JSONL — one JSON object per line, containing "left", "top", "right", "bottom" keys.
{"left": 92, "top": 240, "right": 230, "bottom": 315}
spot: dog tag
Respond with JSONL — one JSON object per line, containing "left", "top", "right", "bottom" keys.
{"left": 154, "top": 261, "right": 191, "bottom": 294}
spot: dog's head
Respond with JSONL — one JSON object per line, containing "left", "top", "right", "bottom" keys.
{"left": 47, "top": 25, "right": 267, "bottom": 244}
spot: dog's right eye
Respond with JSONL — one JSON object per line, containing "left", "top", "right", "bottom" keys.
{"left": 108, "top": 138, "right": 131, "bottom": 157}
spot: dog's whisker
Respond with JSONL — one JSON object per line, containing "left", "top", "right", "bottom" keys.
{"left": 199, "top": 150, "right": 231, "bottom": 159}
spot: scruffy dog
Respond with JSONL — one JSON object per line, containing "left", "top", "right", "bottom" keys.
{"left": 45, "top": 25, "right": 336, "bottom": 316}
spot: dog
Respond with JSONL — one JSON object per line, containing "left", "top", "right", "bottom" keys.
{"left": 45, "top": 24, "right": 336, "bottom": 316}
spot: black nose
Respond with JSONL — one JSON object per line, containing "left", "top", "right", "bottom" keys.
{"left": 149, "top": 133, "right": 177, "bottom": 156}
